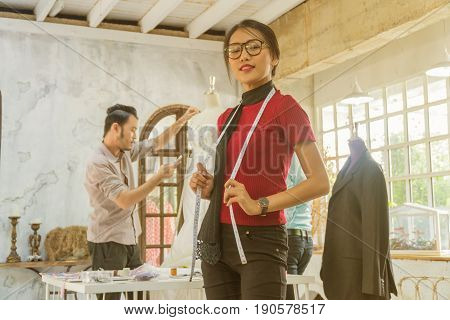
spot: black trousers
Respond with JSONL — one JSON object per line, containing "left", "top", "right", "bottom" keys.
{"left": 286, "top": 233, "right": 313, "bottom": 299}
{"left": 201, "top": 224, "right": 288, "bottom": 300}
{"left": 88, "top": 241, "right": 142, "bottom": 300}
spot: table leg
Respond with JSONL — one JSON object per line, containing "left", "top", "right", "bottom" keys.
{"left": 133, "top": 291, "right": 138, "bottom": 300}
{"left": 200, "top": 289, "right": 205, "bottom": 300}
{"left": 45, "top": 283, "right": 49, "bottom": 300}
{"left": 304, "top": 284, "right": 310, "bottom": 300}
{"left": 294, "top": 285, "right": 299, "bottom": 300}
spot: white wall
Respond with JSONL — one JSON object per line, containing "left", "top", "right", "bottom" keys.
{"left": 277, "top": 76, "right": 314, "bottom": 119}
{"left": 0, "top": 30, "right": 237, "bottom": 299}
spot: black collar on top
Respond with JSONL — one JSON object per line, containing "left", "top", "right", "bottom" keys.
{"left": 240, "top": 80, "right": 275, "bottom": 106}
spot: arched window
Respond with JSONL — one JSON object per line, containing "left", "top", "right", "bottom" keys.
{"left": 138, "top": 105, "right": 192, "bottom": 266}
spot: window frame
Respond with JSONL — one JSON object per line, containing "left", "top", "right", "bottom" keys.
{"left": 138, "top": 104, "right": 192, "bottom": 265}
{"left": 318, "top": 74, "right": 450, "bottom": 209}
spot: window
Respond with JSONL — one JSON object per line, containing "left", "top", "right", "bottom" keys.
{"left": 319, "top": 74, "right": 450, "bottom": 209}
{"left": 387, "top": 83, "right": 404, "bottom": 113}
{"left": 139, "top": 105, "right": 192, "bottom": 266}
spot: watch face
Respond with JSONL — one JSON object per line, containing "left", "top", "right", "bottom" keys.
{"left": 259, "top": 197, "right": 269, "bottom": 207}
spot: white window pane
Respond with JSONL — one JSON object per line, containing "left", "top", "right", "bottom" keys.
{"left": 322, "top": 105, "right": 334, "bottom": 131}
{"left": 410, "top": 143, "right": 427, "bottom": 175}
{"left": 372, "top": 150, "right": 386, "bottom": 173}
{"left": 336, "top": 103, "right": 350, "bottom": 127}
{"left": 431, "top": 139, "right": 450, "bottom": 172}
{"left": 370, "top": 119, "right": 385, "bottom": 149}
{"left": 387, "top": 83, "right": 403, "bottom": 113}
{"left": 406, "top": 77, "right": 424, "bottom": 108}
{"left": 427, "top": 77, "right": 447, "bottom": 103}
{"left": 338, "top": 157, "right": 348, "bottom": 171}
{"left": 392, "top": 180, "right": 407, "bottom": 207}
{"left": 369, "top": 89, "right": 384, "bottom": 118}
{"left": 388, "top": 115, "right": 405, "bottom": 145}
{"left": 357, "top": 122, "right": 368, "bottom": 145}
{"left": 433, "top": 176, "right": 450, "bottom": 208}
{"left": 407, "top": 109, "right": 425, "bottom": 141}
{"left": 411, "top": 178, "right": 429, "bottom": 206}
{"left": 322, "top": 131, "right": 336, "bottom": 157}
{"left": 328, "top": 159, "right": 338, "bottom": 176}
{"left": 337, "top": 128, "right": 351, "bottom": 156}
{"left": 390, "top": 147, "right": 407, "bottom": 177}
{"left": 429, "top": 103, "right": 448, "bottom": 137}
{"left": 352, "top": 104, "right": 366, "bottom": 122}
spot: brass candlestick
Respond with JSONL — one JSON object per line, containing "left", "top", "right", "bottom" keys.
{"left": 29, "top": 223, "right": 42, "bottom": 260}
{"left": 6, "top": 216, "right": 21, "bottom": 263}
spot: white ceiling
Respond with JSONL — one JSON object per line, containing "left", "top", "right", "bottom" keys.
{"left": 0, "top": 0, "right": 304, "bottom": 36}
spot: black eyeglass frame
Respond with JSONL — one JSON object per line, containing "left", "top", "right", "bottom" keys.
{"left": 224, "top": 39, "right": 269, "bottom": 60}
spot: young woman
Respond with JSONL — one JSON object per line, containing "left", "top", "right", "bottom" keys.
{"left": 189, "top": 19, "right": 329, "bottom": 300}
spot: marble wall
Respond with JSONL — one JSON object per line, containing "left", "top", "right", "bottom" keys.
{"left": 0, "top": 29, "right": 237, "bottom": 299}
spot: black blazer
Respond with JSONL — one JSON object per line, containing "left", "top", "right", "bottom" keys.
{"left": 320, "top": 151, "right": 397, "bottom": 299}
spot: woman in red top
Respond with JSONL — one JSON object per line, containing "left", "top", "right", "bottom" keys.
{"left": 190, "top": 19, "right": 329, "bottom": 299}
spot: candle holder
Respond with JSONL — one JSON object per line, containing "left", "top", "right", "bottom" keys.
{"left": 6, "top": 216, "right": 21, "bottom": 263}
{"left": 28, "top": 223, "right": 42, "bottom": 261}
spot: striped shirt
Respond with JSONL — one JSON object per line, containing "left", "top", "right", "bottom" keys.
{"left": 84, "top": 140, "right": 154, "bottom": 245}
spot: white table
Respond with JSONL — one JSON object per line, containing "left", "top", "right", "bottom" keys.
{"left": 41, "top": 272, "right": 315, "bottom": 300}
{"left": 287, "top": 274, "right": 314, "bottom": 299}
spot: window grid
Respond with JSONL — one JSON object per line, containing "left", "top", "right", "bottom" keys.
{"left": 319, "top": 74, "right": 450, "bottom": 209}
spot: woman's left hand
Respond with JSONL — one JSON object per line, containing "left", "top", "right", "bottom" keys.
{"left": 224, "top": 179, "right": 261, "bottom": 216}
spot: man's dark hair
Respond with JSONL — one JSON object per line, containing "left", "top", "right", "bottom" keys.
{"left": 103, "top": 104, "right": 138, "bottom": 137}
{"left": 223, "top": 19, "right": 280, "bottom": 77}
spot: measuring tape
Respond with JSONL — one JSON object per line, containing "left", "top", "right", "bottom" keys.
{"left": 189, "top": 88, "right": 276, "bottom": 280}
{"left": 189, "top": 187, "right": 203, "bottom": 281}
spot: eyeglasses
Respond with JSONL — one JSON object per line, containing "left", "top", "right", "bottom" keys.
{"left": 225, "top": 39, "right": 269, "bottom": 60}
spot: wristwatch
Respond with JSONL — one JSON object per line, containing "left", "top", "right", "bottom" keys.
{"left": 257, "top": 197, "right": 269, "bottom": 216}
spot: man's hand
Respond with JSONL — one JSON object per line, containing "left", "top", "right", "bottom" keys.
{"left": 179, "top": 107, "right": 200, "bottom": 123}
{"left": 157, "top": 163, "right": 177, "bottom": 180}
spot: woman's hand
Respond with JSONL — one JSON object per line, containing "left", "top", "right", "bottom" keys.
{"left": 189, "top": 163, "right": 214, "bottom": 199}
{"left": 223, "top": 179, "right": 261, "bottom": 216}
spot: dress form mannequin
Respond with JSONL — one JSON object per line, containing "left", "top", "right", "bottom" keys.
{"left": 321, "top": 122, "right": 396, "bottom": 299}
{"left": 347, "top": 123, "right": 368, "bottom": 174}
{"left": 163, "top": 76, "right": 225, "bottom": 268}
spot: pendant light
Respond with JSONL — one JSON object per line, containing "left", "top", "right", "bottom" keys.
{"left": 426, "top": 49, "right": 450, "bottom": 77}
{"left": 340, "top": 77, "right": 374, "bottom": 105}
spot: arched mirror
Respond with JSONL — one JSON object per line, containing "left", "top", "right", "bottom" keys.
{"left": 138, "top": 105, "right": 193, "bottom": 266}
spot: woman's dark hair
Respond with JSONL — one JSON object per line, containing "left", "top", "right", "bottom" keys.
{"left": 103, "top": 104, "right": 138, "bottom": 137}
{"left": 223, "top": 19, "right": 280, "bottom": 77}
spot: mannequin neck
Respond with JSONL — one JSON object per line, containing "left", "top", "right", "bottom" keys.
{"left": 348, "top": 137, "right": 367, "bottom": 162}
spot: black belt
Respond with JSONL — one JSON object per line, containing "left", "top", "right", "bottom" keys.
{"left": 287, "top": 229, "right": 310, "bottom": 238}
